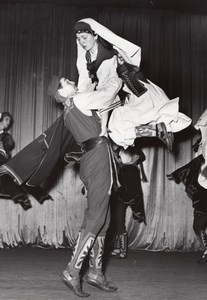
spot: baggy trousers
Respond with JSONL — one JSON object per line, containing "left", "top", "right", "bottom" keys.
{"left": 66, "top": 143, "right": 112, "bottom": 276}
{"left": 79, "top": 143, "right": 112, "bottom": 237}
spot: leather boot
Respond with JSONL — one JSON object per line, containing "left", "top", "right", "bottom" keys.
{"left": 86, "top": 272, "right": 117, "bottom": 292}
{"left": 110, "top": 232, "right": 128, "bottom": 259}
{"left": 110, "top": 234, "right": 120, "bottom": 257}
{"left": 135, "top": 122, "right": 174, "bottom": 151}
{"left": 135, "top": 124, "right": 156, "bottom": 137}
{"left": 196, "top": 230, "right": 207, "bottom": 264}
{"left": 156, "top": 122, "right": 174, "bottom": 151}
{"left": 68, "top": 232, "right": 94, "bottom": 273}
{"left": 197, "top": 250, "right": 207, "bottom": 264}
{"left": 62, "top": 232, "right": 94, "bottom": 297}
{"left": 61, "top": 268, "right": 90, "bottom": 297}
{"left": 86, "top": 236, "right": 118, "bottom": 292}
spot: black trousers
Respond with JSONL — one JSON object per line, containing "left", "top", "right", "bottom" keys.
{"left": 193, "top": 209, "right": 207, "bottom": 250}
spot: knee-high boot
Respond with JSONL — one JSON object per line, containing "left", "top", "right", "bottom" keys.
{"left": 199, "top": 230, "right": 207, "bottom": 250}
{"left": 89, "top": 235, "right": 104, "bottom": 276}
{"left": 68, "top": 232, "right": 95, "bottom": 275}
{"left": 196, "top": 229, "right": 207, "bottom": 264}
{"left": 193, "top": 212, "right": 207, "bottom": 264}
{"left": 135, "top": 122, "right": 174, "bottom": 151}
{"left": 62, "top": 232, "right": 94, "bottom": 297}
{"left": 110, "top": 232, "right": 128, "bottom": 259}
{"left": 86, "top": 236, "right": 117, "bottom": 292}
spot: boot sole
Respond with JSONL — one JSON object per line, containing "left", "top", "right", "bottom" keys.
{"left": 61, "top": 273, "right": 90, "bottom": 298}
{"left": 86, "top": 278, "right": 118, "bottom": 292}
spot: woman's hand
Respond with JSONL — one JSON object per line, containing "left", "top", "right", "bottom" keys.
{"left": 99, "top": 126, "right": 108, "bottom": 137}
{"left": 117, "top": 53, "right": 125, "bottom": 65}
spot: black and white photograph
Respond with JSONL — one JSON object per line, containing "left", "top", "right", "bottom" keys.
{"left": 0, "top": 0, "right": 207, "bottom": 299}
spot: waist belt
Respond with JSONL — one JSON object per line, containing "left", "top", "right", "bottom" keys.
{"left": 81, "top": 136, "right": 109, "bottom": 153}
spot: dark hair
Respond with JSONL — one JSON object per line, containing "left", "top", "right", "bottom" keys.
{"left": 74, "top": 21, "right": 95, "bottom": 35}
{"left": 0, "top": 112, "right": 14, "bottom": 131}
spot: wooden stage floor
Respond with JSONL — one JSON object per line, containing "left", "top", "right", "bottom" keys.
{"left": 0, "top": 247, "right": 206, "bottom": 300}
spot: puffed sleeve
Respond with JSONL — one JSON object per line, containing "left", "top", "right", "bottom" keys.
{"left": 73, "top": 56, "right": 122, "bottom": 114}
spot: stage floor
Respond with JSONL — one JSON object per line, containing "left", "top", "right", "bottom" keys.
{"left": 0, "top": 247, "right": 206, "bottom": 300}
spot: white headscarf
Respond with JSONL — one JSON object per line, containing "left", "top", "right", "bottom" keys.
{"left": 75, "top": 18, "right": 141, "bottom": 82}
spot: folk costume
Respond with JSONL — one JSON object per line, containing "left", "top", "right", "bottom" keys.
{"left": 0, "top": 114, "right": 79, "bottom": 209}
{"left": 60, "top": 19, "right": 123, "bottom": 297}
{"left": 74, "top": 18, "right": 192, "bottom": 151}
{"left": 167, "top": 109, "right": 207, "bottom": 263}
{"left": 0, "top": 131, "right": 32, "bottom": 210}
{"left": 108, "top": 55, "right": 192, "bottom": 150}
{"left": 107, "top": 144, "right": 147, "bottom": 259}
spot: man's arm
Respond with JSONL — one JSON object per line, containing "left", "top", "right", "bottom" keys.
{"left": 73, "top": 77, "right": 122, "bottom": 113}
{"left": 74, "top": 56, "right": 122, "bottom": 115}
{"left": 99, "top": 111, "right": 109, "bottom": 137}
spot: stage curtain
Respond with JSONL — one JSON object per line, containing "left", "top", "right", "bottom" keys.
{"left": 0, "top": 3, "right": 206, "bottom": 251}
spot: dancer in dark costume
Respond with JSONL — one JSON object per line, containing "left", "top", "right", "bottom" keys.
{"left": 0, "top": 112, "right": 32, "bottom": 210}
{"left": 47, "top": 69, "right": 120, "bottom": 297}
{"left": 0, "top": 112, "right": 80, "bottom": 209}
{"left": 167, "top": 109, "right": 207, "bottom": 263}
{"left": 107, "top": 143, "right": 147, "bottom": 259}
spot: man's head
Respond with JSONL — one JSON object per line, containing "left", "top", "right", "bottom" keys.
{"left": 47, "top": 76, "right": 77, "bottom": 103}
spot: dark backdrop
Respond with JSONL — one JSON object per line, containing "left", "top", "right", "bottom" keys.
{"left": 0, "top": 2, "right": 206, "bottom": 250}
